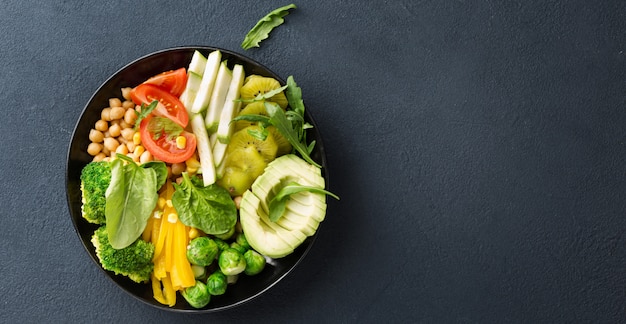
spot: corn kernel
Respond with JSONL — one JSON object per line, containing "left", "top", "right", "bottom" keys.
{"left": 158, "top": 197, "right": 166, "bottom": 209}
{"left": 134, "top": 145, "right": 145, "bottom": 157}
{"left": 188, "top": 228, "right": 199, "bottom": 240}
{"left": 176, "top": 136, "right": 186, "bottom": 149}
{"left": 133, "top": 132, "right": 141, "bottom": 145}
{"left": 185, "top": 155, "right": 200, "bottom": 174}
{"left": 167, "top": 213, "right": 178, "bottom": 223}
{"left": 166, "top": 199, "right": 173, "bottom": 208}
{"left": 153, "top": 211, "right": 162, "bottom": 219}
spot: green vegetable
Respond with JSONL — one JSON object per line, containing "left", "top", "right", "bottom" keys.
{"left": 269, "top": 182, "right": 339, "bottom": 222}
{"left": 133, "top": 101, "right": 158, "bottom": 131}
{"left": 235, "top": 233, "right": 251, "bottom": 251}
{"left": 206, "top": 271, "right": 228, "bottom": 296}
{"left": 181, "top": 281, "right": 211, "bottom": 309}
{"left": 230, "top": 242, "right": 247, "bottom": 254}
{"left": 91, "top": 226, "right": 155, "bottom": 283}
{"left": 172, "top": 172, "right": 237, "bottom": 235}
{"left": 213, "top": 238, "right": 230, "bottom": 255}
{"left": 213, "top": 225, "right": 235, "bottom": 240}
{"left": 243, "top": 250, "right": 266, "bottom": 276}
{"left": 218, "top": 248, "right": 247, "bottom": 276}
{"left": 285, "top": 76, "right": 315, "bottom": 153}
{"left": 147, "top": 116, "right": 184, "bottom": 141}
{"left": 140, "top": 161, "right": 168, "bottom": 190}
{"left": 186, "top": 236, "right": 219, "bottom": 266}
{"left": 191, "top": 264, "right": 207, "bottom": 280}
{"left": 80, "top": 161, "right": 112, "bottom": 224}
{"left": 105, "top": 155, "right": 160, "bottom": 249}
{"left": 241, "top": 3, "right": 296, "bottom": 50}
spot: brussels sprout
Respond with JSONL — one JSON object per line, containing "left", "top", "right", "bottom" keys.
{"left": 206, "top": 271, "right": 228, "bottom": 296}
{"left": 213, "top": 238, "right": 230, "bottom": 255}
{"left": 181, "top": 281, "right": 211, "bottom": 309}
{"left": 230, "top": 242, "right": 247, "bottom": 254}
{"left": 235, "top": 233, "right": 251, "bottom": 250}
{"left": 213, "top": 225, "right": 235, "bottom": 240}
{"left": 243, "top": 250, "right": 266, "bottom": 276}
{"left": 218, "top": 248, "right": 247, "bottom": 275}
{"left": 186, "top": 236, "right": 219, "bottom": 266}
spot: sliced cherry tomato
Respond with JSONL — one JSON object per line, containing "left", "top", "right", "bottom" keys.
{"left": 142, "top": 68, "right": 188, "bottom": 97}
{"left": 139, "top": 114, "right": 197, "bottom": 164}
{"left": 130, "top": 84, "right": 189, "bottom": 128}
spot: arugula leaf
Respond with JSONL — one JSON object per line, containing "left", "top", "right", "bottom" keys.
{"left": 147, "top": 116, "right": 184, "bottom": 140}
{"left": 105, "top": 154, "right": 159, "bottom": 249}
{"left": 241, "top": 4, "right": 297, "bottom": 50}
{"left": 268, "top": 182, "right": 340, "bottom": 222}
{"left": 133, "top": 101, "right": 158, "bottom": 130}
{"left": 236, "top": 85, "right": 288, "bottom": 103}
{"left": 265, "top": 102, "right": 321, "bottom": 168}
{"left": 172, "top": 173, "right": 238, "bottom": 235}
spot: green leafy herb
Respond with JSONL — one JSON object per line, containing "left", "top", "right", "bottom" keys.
{"left": 140, "top": 161, "right": 168, "bottom": 190}
{"left": 133, "top": 101, "right": 158, "bottom": 130}
{"left": 241, "top": 4, "right": 297, "bottom": 50}
{"left": 285, "top": 76, "right": 314, "bottom": 148}
{"left": 172, "top": 173, "right": 238, "bottom": 235}
{"left": 148, "top": 116, "right": 184, "bottom": 140}
{"left": 105, "top": 154, "right": 159, "bottom": 249}
{"left": 268, "top": 182, "right": 340, "bottom": 222}
{"left": 265, "top": 102, "right": 320, "bottom": 168}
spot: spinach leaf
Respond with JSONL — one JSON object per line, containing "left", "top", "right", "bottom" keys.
{"left": 268, "top": 182, "right": 340, "bottom": 222}
{"left": 172, "top": 173, "right": 237, "bottom": 235}
{"left": 140, "top": 161, "right": 168, "bottom": 190}
{"left": 105, "top": 155, "right": 159, "bottom": 249}
{"left": 241, "top": 4, "right": 296, "bottom": 50}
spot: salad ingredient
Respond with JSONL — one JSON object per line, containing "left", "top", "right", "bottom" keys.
{"left": 228, "top": 125, "right": 278, "bottom": 162}
{"left": 172, "top": 172, "right": 237, "bottom": 235}
{"left": 213, "top": 225, "right": 235, "bottom": 241}
{"left": 91, "top": 226, "right": 155, "bottom": 283}
{"left": 142, "top": 68, "right": 188, "bottom": 97}
{"left": 240, "top": 75, "right": 288, "bottom": 109}
{"left": 212, "top": 64, "right": 246, "bottom": 169}
{"left": 191, "top": 264, "right": 207, "bottom": 280}
{"left": 149, "top": 181, "right": 196, "bottom": 306}
{"left": 240, "top": 154, "right": 327, "bottom": 257}
{"left": 105, "top": 155, "right": 163, "bottom": 249}
{"left": 235, "top": 233, "right": 251, "bottom": 251}
{"left": 241, "top": 3, "right": 297, "bottom": 50}
{"left": 234, "top": 101, "right": 292, "bottom": 156}
{"left": 268, "top": 182, "right": 339, "bottom": 222}
{"left": 180, "top": 51, "right": 208, "bottom": 111}
{"left": 139, "top": 114, "right": 197, "bottom": 164}
{"left": 243, "top": 250, "right": 266, "bottom": 276}
{"left": 130, "top": 83, "right": 189, "bottom": 128}
{"left": 191, "top": 50, "right": 222, "bottom": 114}
{"left": 80, "top": 161, "right": 111, "bottom": 224}
{"left": 218, "top": 248, "right": 247, "bottom": 276}
{"left": 186, "top": 236, "right": 219, "bottom": 266}
{"left": 206, "top": 271, "right": 227, "bottom": 295}
{"left": 181, "top": 281, "right": 211, "bottom": 309}
{"left": 190, "top": 114, "right": 216, "bottom": 185}
{"left": 204, "top": 61, "right": 232, "bottom": 132}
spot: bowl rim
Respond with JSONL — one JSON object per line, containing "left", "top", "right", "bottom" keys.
{"left": 65, "top": 45, "right": 328, "bottom": 313}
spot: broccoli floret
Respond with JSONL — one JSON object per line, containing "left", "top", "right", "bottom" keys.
{"left": 80, "top": 161, "right": 111, "bottom": 224}
{"left": 91, "top": 226, "right": 155, "bottom": 283}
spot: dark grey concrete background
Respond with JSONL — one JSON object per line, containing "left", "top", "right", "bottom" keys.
{"left": 1, "top": 0, "right": 625, "bottom": 322}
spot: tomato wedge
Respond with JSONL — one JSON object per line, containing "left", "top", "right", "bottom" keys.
{"left": 142, "top": 68, "right": 188, "bottom": 97}
{"left": 139, "top": 114, "right": 197, "bottom": 164}
{"left": 131, "top": 84, "right": 189, "bottom": 128}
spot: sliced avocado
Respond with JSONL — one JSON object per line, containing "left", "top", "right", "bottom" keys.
{"left": 239, "top": 154, "right": 328, "bottom": 257}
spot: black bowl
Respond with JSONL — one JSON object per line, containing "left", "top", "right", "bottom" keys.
{"left": 66, "top": 46, "right": 328, "bottom": 313}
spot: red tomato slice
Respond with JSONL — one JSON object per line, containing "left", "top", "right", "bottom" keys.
{"left": 142, "top": 68, "right": 188, "bottom": 97}
{"left": 139, "top": 115, "right": 197, "bottom": 164}
{"left": 130, "top": 84, "right": 189, "bottom": 128}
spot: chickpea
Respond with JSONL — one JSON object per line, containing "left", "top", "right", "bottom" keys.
{"left": 103, "top": 137, "right": 120, "bottom": 152}
{"left": 101, "top": 107, "right": 112, "bottom": 121}
{"left": 109, "top": 98, "right": 122, "bottom": 108}
{"left": 92, "top": 153, "right": 106, "bottom": 162}
{"left": 101, "top": 146, "right": 110, "bottom": 157}
{"left": 120, "top": 128, "right": 135, "bottom": 141}
{"left": 139, "top": 150, "right": 153, "bottom": 164}
{"left": 171, "top": 162, "right": 186, "bottom": 176}
{"left": 117, "top": 135, "right": 127, "bottom": 144}
{"left": 119, "top": 120, "right": 131, "bottom": 129}
{"left": 121, "top": 87, "right": 132, "bottom": 100}
{"left": 94, "top": 119, "right": 108, "bottom": 132}
{"left": 127, "top": 152, "right": 139, "bottom": 162}
{"left": 108, "top": 123, "right": 121, "bottom": 137}
{"left": 124, "top": 108, "right": 137, "bottom": 125}
{"left": 126, "top": 141, "right": 136, "bottom": 153}
{"left": 87, "top": 142, "right": 103, "bottom": 156}
{"left": 89, "top": 129, "right": 104, "bottom": 143}
{"left": 233, "top": 196, "right": 243, "bottom": 210}
{"left": 109, "top": 107, "right": 126, "bottom": 120}
{"left": 122, "top": 100, "right": 135, "bottom": 109}
{"left": 115, "top": 144, "right": 129, "bottom": 155}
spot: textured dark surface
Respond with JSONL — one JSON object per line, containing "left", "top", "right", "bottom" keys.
{"left": 1, "top": 1, "right": 625, "bottom": 322}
